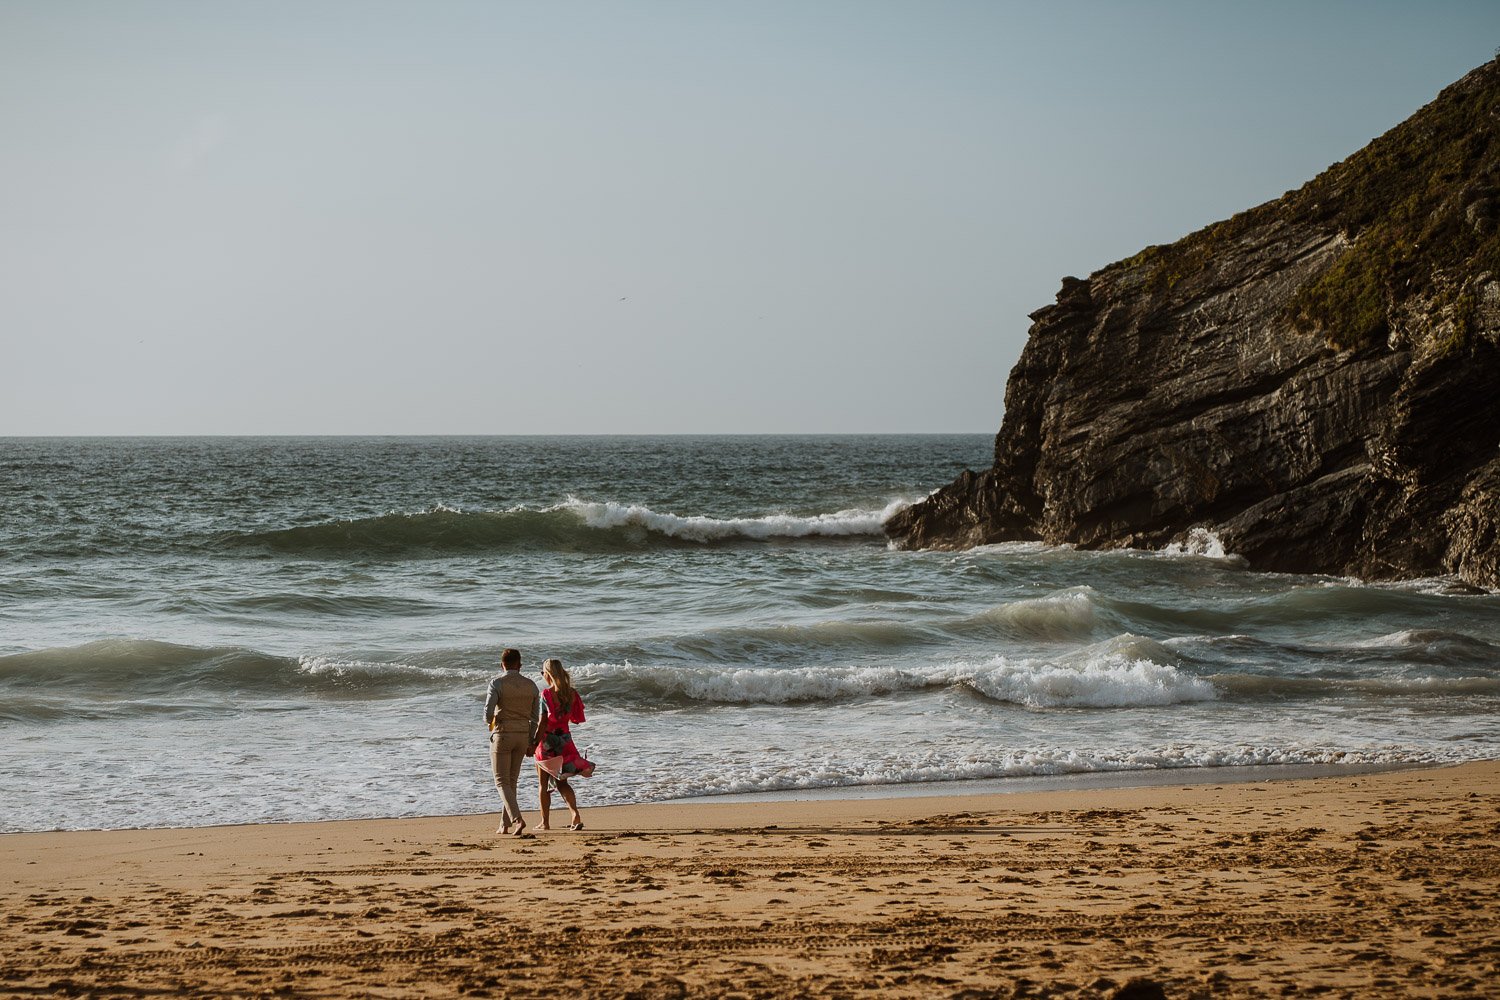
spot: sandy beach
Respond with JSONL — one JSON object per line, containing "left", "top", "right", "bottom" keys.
{"left": 3, "top": 762, "right": 1496, "bottom": 998}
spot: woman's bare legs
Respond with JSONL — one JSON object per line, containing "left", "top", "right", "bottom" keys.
{"left": 537, "top": 768, "right": 553, "bottom": 830}
{"left": 556, "top": 779, "right": 582, "bottom": 829}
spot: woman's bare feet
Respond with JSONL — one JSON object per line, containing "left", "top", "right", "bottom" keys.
{"left": 568, "top": 814, "right": 583, "bottom": 830}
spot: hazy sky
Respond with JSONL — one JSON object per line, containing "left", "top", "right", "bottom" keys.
{"left": 5, "top": 1, "right": 1498, "bottom": 435}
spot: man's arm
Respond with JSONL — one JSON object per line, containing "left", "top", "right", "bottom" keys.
{"left": 484, "top": 678, "right": 499, "bottom": 731}
{"left": 528, "top": 686, "right": 541, "bottom": 746}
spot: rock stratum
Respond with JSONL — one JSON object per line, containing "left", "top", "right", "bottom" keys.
{"left": 887, "top": 60, "right": 1500, "bottom": 591}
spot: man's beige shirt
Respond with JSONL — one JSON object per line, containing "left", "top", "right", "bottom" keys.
{"left": 485, "top": 670, "right": 540, "bottom": 739}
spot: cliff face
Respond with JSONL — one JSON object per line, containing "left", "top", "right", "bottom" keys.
{"left": 887, "top": 60, "right": 1500, "bottom": 590}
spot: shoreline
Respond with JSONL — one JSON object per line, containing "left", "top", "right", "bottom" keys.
{"left": 675, "top": 759, "right": 1437, "bottom": 804}
{"left": 3, "top": 761, "right": 1495, "bottom": 998}
{"left": 1, "top": 759, "right": 1445, "bottom": 837}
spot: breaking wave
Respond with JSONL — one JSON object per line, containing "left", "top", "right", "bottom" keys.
{"left": 575, "top": 635, "right": 1216, "bottom": 709}
{"left": 1173, "top": 627, "right": 1500, "bottom": 671}
{"left": 217, "top": 498, "right": 903, "bottom": 556}
{"left": 0, "top": 640, "right": 486, "bottom": 716}
{"left": 962, "top": 587, "right": 1102, "bottom": 639}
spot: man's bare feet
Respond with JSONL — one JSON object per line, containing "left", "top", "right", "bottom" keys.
{"left": 497, "top": 821, "right": 511, "bottom": 835}
{"left": 511, "top": 820, "right": 527, "bottom": 838}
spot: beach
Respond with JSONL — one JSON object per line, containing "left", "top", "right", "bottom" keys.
{"left": 4, "top": 762, "right": 1496, "bottom": 998}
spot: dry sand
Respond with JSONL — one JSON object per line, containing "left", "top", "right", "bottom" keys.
{"left": 3, "top": 762, "right": 1497, "bottom": 998}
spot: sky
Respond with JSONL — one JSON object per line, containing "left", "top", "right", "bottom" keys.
{"left": 4, "top": 1, "right": 1498, "bottom": 435}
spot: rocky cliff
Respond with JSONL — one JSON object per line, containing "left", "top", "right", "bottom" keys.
{"left": 886, "top": 59, "right": 1500, "bottom": 591}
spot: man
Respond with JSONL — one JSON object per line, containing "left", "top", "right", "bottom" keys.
{"left": 484, "top": 648, "right": 540, "bottom": 837}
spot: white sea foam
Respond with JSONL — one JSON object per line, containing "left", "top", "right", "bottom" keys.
{"left": 963, "top": 530, "right": 1246, "bottom": 565}
{"left": 964, "top": 634, "right": 1214, "bottom": 708}
{"left": 1161, "top": 527, "right": 1244, "bottom": 562}
{"left": 295, "top": 656, "right": 485, "bottom": 685}
{"left": 572, "top": 661, "right": 945, "bottom": 704}
{"left": 556, "top": 496, "right": 908, "bottom": 542}
{"left": 966, "top": 540, "right": 1072, "bottom": 555}
{"left": 650, "top": 742, "right": 1489, "bottom": 801}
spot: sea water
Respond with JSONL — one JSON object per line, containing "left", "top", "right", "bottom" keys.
{"left": 2, "top": 436, "right": 1497, "bottom": 832}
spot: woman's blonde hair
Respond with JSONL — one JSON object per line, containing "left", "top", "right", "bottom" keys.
{"left": 542, "top": 658, "right": 575, "bottom": 712}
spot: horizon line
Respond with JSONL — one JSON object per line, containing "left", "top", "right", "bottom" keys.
{"left": 1, "top": 430, "right": 996, "bottom": 439}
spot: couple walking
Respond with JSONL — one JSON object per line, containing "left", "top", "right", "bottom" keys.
{"left": 484, "top": 648, "right": 595, "bottom": 837}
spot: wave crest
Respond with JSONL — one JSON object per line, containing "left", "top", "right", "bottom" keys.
{"left": 0, "top": 640, "right": 485, "bottom": 703}
{"left": 966, "top": 635, "right": 1213, "bottom": 708}
{"left": 963, "top": 587, "right": 1101, "bottom": 639}
{"left": 217, "top": 498, "right": 902, "bottom": 556}
{"left": 565, "top": 497, "right": 905, "bottom": 542}
{"left": 1212, "top": 672, "right": 1500, "bottom": 698}
{"left": 573, "top": 636, "right": 1215, "bottom": 709}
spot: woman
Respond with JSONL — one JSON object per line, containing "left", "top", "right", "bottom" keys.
{"left": 534, "top": 658, "right": 594, "bottom": 831}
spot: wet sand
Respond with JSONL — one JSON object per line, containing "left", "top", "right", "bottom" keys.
{"left": 3, "top": 762, "right": 1496, "bottom": 998}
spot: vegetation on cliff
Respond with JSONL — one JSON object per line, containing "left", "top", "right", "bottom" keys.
{"left": 1125, "top": 59, "right": 1500, "bottom": 353}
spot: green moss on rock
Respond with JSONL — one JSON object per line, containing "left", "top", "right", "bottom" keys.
{"left": 1285, "top": 63, "right": 1500, "bottom": 350}
{"left": 1116, "top": 59, "right": 1500, "bottom": 352}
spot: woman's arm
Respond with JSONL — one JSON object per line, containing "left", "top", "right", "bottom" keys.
{"left": 526, "top": 685, "right": 541, "bottom": 753}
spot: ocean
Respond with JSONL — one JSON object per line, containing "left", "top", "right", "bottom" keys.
{"left": 3, "top": 435, "right": 1497, "bottom": 833}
